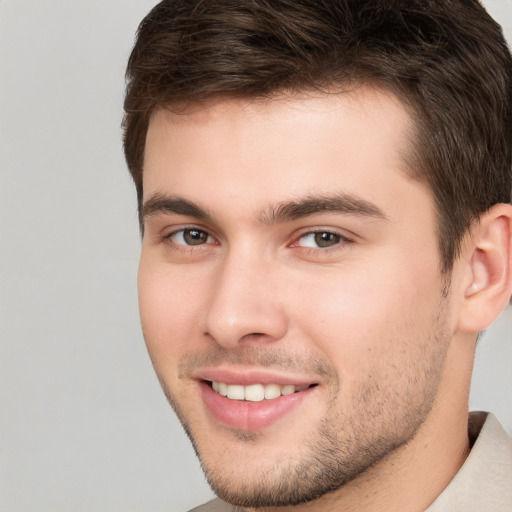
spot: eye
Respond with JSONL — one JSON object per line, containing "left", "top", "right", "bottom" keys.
{"left": 296, "top": 231, "right": 344, "bottom": 248}
{"left": 169, "top": 228, "right": 214, "bottom": 246}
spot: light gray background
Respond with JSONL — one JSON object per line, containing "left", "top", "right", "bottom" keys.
{"left": 0, "top": 1, "right": 511, "bottom": 511}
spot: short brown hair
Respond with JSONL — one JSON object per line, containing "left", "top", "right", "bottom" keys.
{"left": 123, "top": 0, "right": 512, "bottom": 271}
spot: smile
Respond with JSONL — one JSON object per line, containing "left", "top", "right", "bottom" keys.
{"left": 211, "top": 381, "right": 311, "bottom": 402}
{"left": 202, "top": 379, "right": 318, "bottom": 430}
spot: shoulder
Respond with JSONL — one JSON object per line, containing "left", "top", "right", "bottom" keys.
{"left": 188, "top": 497, "right": 236, "bottom": 512}
{"left": 427, "top": 412, "right": 512, "bottom": 511}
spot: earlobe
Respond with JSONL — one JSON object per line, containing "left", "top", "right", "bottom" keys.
{"left": 458, "top": 203, "right": 512, "bottom": 333}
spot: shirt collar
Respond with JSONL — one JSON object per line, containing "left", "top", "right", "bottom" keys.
{"left": 427, "top": 412, "right": 512, "bottom": 510}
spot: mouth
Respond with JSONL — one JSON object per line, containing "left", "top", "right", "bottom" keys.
{"left": 198, "top": 376, "right": 319, "bottom": 431}
{"left": 209, "top": 381, "right": 315, "bottom": 402}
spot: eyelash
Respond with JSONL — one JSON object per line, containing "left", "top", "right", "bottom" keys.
{"left": 293, "top": 230, "right": 349, "bottom": 249}
{"left": 289, "top": 230, "right": 353, "bottom": 259}
{"left": 163, "top": 227, "right": 217, "bottom": 252}
{"left": 163, "top": 226, "right": 352, "bottom": 255}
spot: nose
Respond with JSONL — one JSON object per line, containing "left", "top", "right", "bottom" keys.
{"left": 202, "top": 251, "right": 288, "bottom": 349}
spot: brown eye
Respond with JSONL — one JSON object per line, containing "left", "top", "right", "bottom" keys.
{"left": 298, "top": 231, "right": 343, "bottom": 248}
{"left": 171, "top": 229, "right": 212, "bottom": 246}
{"left": 314, "top": 232, "right": 341, "bottom": 247}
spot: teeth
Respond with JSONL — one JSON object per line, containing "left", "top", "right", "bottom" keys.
{"left": 245, "top": 384, "right": 265, "bottom": 402}
{"left": 264, "top": 383, "right": 281, "bottom": 400}
{"left": 226, "top": 384, "right": 245, "bottom": 400}
{"left": 218, "top": 382, "right": 228, "bottom": 396}
{"left": 281, "top": 384, "right": 295, "bottom": 396}
{"left": 211, "top": 382, "right": 311, "bottom": 402}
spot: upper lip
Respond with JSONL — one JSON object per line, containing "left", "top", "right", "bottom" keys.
{"left": 192, "top": 367, "right": 319, "bottom": 387}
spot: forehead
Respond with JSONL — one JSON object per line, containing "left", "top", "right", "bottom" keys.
{"left": 142, "top": 88, "right": 428, "bottom": 225}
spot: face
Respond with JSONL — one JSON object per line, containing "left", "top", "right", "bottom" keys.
{"left": 139, "top": 90, "right": 453, "bottom": 507}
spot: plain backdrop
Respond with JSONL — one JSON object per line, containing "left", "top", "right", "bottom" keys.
{"left": 0, "top": 1, "right": 511, "bottom": 511}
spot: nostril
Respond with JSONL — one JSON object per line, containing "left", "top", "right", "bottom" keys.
{"left": 240, "top": 332, "right": 266, "bottom": 341}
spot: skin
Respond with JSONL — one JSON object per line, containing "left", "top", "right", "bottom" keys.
{"left": 138, "top": 89, "right": 484, "bottom": 511}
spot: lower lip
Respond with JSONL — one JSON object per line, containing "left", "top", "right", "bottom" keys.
{"left": 200, "top": 382, "right": 315, "bottom": 431}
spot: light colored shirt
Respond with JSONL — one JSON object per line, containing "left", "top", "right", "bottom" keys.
{"left": 189, "top": 412, "right": 512, "bottom": 512}
{"left": 426, "top": 412, "right": 512, "bottom": 511}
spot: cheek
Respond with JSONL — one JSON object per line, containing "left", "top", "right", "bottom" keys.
{"left": 288, "top": 250, "right": 444, "bottom": 374}
{"left": 137, "top": 258, "right": 206, "bottom": 364}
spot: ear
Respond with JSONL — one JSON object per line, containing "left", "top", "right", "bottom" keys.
{"left": 457, "top": 203, "right": 512, "bottom": 333}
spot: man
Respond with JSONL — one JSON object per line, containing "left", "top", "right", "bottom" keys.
{"left": 122, "top": 0, "right": 512, "bottom": 510}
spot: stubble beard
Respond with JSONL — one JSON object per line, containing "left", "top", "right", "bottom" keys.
{"left": 155, "top": 300, "right": 451, "bottom": 509}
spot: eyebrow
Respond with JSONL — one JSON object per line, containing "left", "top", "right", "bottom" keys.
{"left": 260, "top": 193, "right": 388, "bottom": 224}
{"left": 141, "top": 192, "right": 388, "bottom": 226}
{"left": 141, "top": 194, "right": 212, "bottom": 221}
